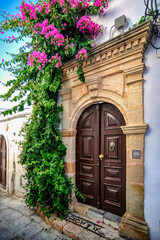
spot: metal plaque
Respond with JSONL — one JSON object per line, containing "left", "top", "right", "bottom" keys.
{"left": 132, "top": 150, "right": 141, "bottom": 159}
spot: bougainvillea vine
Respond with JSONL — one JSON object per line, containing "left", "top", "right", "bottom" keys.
{"left": 0, "top": 0, "right": 109, "bottom": 217}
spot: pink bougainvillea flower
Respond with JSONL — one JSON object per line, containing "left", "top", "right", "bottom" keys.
{"left": 96, "top": 220, "right": 101, "bottom": 223}
{"left": 75, "top": 48, "right": 87, "bottom": 61}
{"left": 1, "top": 31, "right": 4, "bottom": 34}
{"left": 28, "top": 51, "right": 48, "bottom": 68}
{"left": 76, "top": 15, "right": 103, "bottom": 39}
{"left": 2, "top": 59, "right": 4, "bottom": 62}
{"left": 20, "top": 2, "right": 37, "bottom": 21}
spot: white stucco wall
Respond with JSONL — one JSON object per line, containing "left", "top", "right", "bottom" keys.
{"left": 91, "top": 0, "right": 160, "bottom": 239}
{"left": 0, "top": 111, "right": 31, "bottom": 196}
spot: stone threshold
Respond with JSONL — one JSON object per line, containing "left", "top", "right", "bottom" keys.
{"left": 36, "top": 202, "right": 125, "bottom": 240}
{"left": 73, "top": 202, "right": 121, "bottom": 226}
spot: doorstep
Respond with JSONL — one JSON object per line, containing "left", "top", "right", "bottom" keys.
{"left": 36, "top": 202, "right": 126, "bottom": 240}
{"left": 73, "top": 202, "right": 121, "bottom": 227}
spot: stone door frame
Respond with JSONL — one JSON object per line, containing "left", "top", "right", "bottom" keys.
{"left": 61, "top": 21, "right": 151, "bottom": 240}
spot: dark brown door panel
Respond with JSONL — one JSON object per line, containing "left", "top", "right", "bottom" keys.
{"left": 76, "top": 103, "right": 126, "bottom": 216}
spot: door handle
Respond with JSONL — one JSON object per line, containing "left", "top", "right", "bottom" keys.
{"left": 99, "top": 154, "right": 104, "bottom": 161}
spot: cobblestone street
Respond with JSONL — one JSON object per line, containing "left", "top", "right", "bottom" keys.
{"left": 0, "top": 191, "right": 71, "bottom": 240}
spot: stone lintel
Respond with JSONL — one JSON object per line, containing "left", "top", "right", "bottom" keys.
{"left": 62, "top": 21, "right": 151, "bottom": 78}
{"left": 121, "top": 124, "right": 148, "bottom": 134}
{"left": 62, "top": 129, "right": 77, "bottom": 137}
{"left": 119, "top": 212, "right": 149, "bottom": 240}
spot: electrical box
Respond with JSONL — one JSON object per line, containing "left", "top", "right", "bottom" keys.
{"left": 115, "top": 15, "right": 127, "bottom": 30}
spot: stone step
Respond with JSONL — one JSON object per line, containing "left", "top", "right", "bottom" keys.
{"left": 73, "top": 202, "right": 121, "bottom": 230}
{"left": 36, "top": 202, "right": 126, "bottom": 240}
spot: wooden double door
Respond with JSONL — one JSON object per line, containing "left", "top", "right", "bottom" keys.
{"left": 0, "top": 135, "right": 7, "bottom": 187}
{"left": 76, "top": 103, "right": 126, "bottom": 216}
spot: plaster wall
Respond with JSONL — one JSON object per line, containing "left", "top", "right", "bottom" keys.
{"left": 0, "top": 111, "right": 30, "bottom": 196}
{"left": 91, "top": 1, "right": 160, "bottom": 239}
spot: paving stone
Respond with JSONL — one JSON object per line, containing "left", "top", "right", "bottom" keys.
{"left": 0, "top": 229, "right": 15, "bottom": 240}
{"left": 87, "top": 208, "right": 105, "bottom": 222}
{"left": 63, "top": 222, "right": 83, "bottom": 240}
{"left": 0, "top": 198, "right": 25, "bottom": 208}
{"left": 14, "top": 205, "right": 35, "bottom": 216}
{"left": 0, "top": 210, "right": 22, "bottom": 223}
{"left": 27, "top": 230, "right": 56, "bottom": 240}
{"left": 0, "top": 205, "right": 8, "bottom": 212}
{"left": 7, "top": 215, "right": 31, "bottom": 231}
{"left": 104, "top": 212, "right": 121, "bottom": 223}
{"left": 0, "top": 209, "right": 14, "bottom": 217}
{"left": 17, "top": 223, "right": 42, "bottom": 239}
{"left": 78, "top": 229, "right": 100, "bottom": 240}
{"left": 0, "top": 223, "right": 5, "bottom": 233}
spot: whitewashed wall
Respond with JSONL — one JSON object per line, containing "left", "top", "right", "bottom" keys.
{"left": 92, "top": 0, "right": 160, "bottom": 239}
{"left": 0, "top": 111, "right": 30, "bottom": 196}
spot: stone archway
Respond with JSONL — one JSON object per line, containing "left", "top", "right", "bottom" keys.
{"left": 61, "top": 21, "right": 150, "bottom": 240}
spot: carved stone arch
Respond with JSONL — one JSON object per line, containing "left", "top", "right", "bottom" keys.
{"left": 69, "top": 96, "right": 128, "bottom": 131}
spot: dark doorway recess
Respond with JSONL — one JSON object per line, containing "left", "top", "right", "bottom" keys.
{"left": 0, "top": 135, "right": 7, "bottom": 188}
{"left": 76, "top": 103, "right": 126, "bottom": 216}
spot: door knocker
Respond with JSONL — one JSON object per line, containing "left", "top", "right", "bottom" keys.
{"left": 109, "top": 141, "right": 115, "bottom": 152}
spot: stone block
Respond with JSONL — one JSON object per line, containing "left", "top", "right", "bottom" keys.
{"left": 119, "top": 212, "right": 149, "bottom": 240}
{"left": 45, "top": 213, "right": 57, "bottom": 226}
{"left": 36, "top": 202, "right": 41, "bottom": 216}
{"left": 127, "top": 91, "right": 142, "bottom": 107}
{"left": 65, "top": 162, "right": 75, "bottom": 174}
{"left": 78, "top": 229, "right": 100, "bottom": 240}
{"left": 127, "top": 164, "right": 143, "bottom": 184}
{"left": 129, "top": 134, "right": 144, "bottom": 149}
{"left": 73, "top": 202, "right": 90, "bottom": 216}
{"left": 103, "top": 218, "right": 119, "bottom": 230}
{"left": 127, "top": 106, "right": 143, "bottom": 125}
{"left": 104, "top": 212, "right": 121, "bottom": 223}
{"left": 63, "top": 222, "right": 83, "bottom": 240}
{"left": 40, "top": 211, "right": 45, "bottom": 219}
{"left": 87, "top": 208, "right": 105, "bottom": 222}
{"left": 52, "top": 219, "right": 68, "bottom": 233}
{"left": 127, "top": 183, "right": 144, "bottom": 219}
